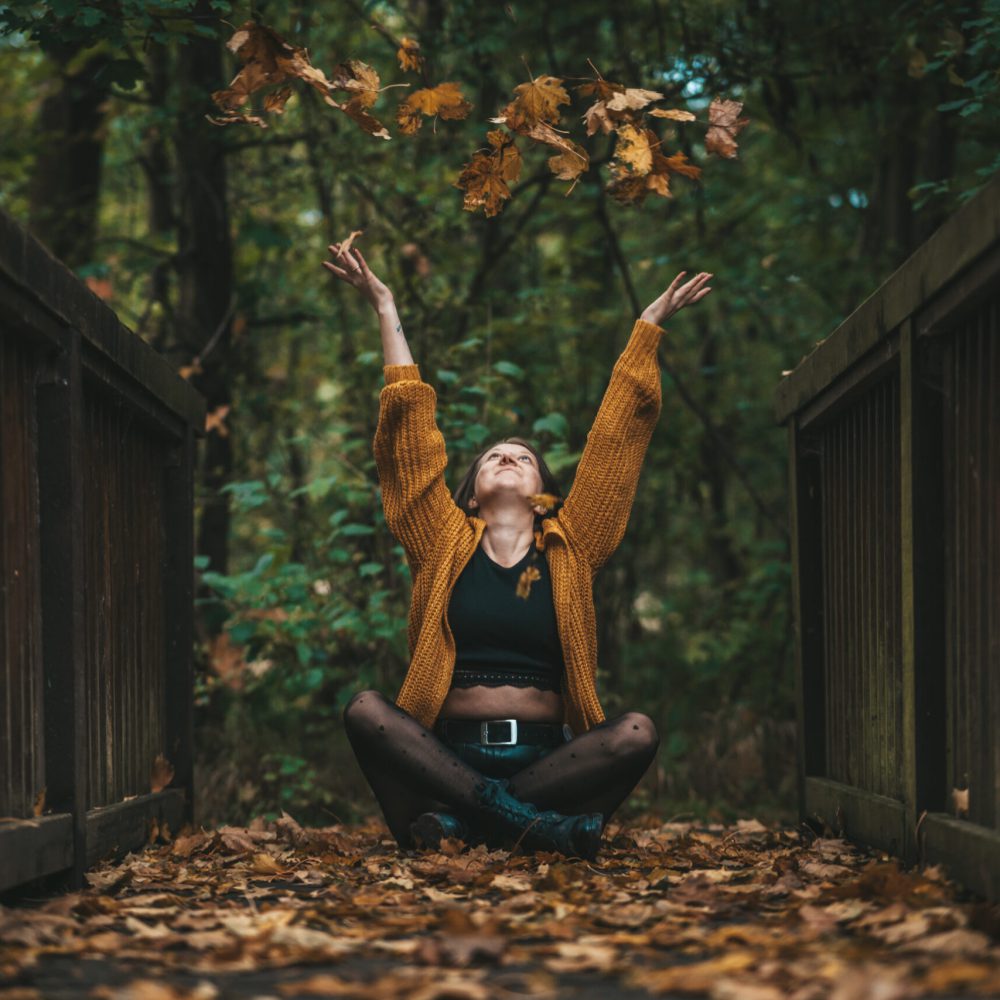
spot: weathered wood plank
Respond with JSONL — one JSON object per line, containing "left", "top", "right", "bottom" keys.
{"left": 922, "top": 813, "right": 1000, "bottom": 902}
{"left": 805, "top": 776, "right": 907, "bottom": 859}
{"left": 36, "top": 333, "right": 88, "bottom": 890}
{"left": 164, "top": 429, "right": 196, "bottom": 827}
{"left": 775, "top": 169, "right": 1000, "bottom": 423}
{"left": 84, "top": 789, "right": 186, "bottom": 868}
{"left": 0, "top": 814, "right": 74, "bottom": 893}
{"left": 0, "top": 210, "right": 205, "bottom": 430}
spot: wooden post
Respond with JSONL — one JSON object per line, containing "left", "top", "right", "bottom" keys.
{"left": 36, "top": 333, "right": 87, "bottom": 889}
{"left": 790, "top": 418, "right": 826, "bottom": 819}
{"left": 163, "top": 426, "right": 196, "bottom": 826}
{"left": 900, "top": 319, "right": 948, "bottom": 862}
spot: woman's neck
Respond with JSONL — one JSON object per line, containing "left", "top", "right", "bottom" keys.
{"left": 478, "top": 510, "right": 536, "bottom": 568}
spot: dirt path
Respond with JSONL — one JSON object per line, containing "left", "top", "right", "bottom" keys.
{"left": 2, "top": 814, "right": 999, "bottom": 998}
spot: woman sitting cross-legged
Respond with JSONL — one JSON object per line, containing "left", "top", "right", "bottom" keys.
{"left": 323, "top": 243, "right": 712, "bottom": 860}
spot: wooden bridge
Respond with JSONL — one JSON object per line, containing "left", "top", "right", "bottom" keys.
{"left": 0, "top": 211, "right": 203, "bottom": 893}
{"left": 2, "top": 172, "right": 999, "bottom": 902}
{"left": 777, "top": 169, "right": 1000, "bottom": 901}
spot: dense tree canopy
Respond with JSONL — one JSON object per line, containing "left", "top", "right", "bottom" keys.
{"left": 1, "top": 0, "right": 996, "bottom": 826}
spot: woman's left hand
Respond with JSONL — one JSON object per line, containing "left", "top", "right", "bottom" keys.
{"left": 640, "top": 271, "right": 712, "bottom": 328}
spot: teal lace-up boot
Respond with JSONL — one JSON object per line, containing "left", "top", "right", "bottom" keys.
{"left": 409, "top": 811, "right": 474, "bottom": 850}
{"left": 471, "top": 776, "right": 603, "bottom": 860}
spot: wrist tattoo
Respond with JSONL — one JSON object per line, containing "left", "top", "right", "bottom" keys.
{"left": 395, "top": 322, "right": 402, "bottom": 333}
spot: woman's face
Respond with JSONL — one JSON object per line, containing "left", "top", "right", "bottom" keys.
{"left": 471, "top": 442, "right": 545, "bottom": 509}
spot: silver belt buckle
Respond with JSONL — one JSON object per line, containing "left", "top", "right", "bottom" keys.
{"left": 480, "top": 719, "right": 518, "bottom": 746}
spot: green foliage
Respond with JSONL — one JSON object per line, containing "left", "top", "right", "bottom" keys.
{"left": 2, "top": 0, "right": 997, "bottom": 825}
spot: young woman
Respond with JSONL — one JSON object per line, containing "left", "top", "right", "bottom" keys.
{"left": 324, "top": 243, "right": 712, "bottom": 860}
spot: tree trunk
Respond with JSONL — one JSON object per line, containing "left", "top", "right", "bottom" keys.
{"left": 28, "top": 46, "right": 110, "bottom": 268}
{"left": 173, "top": 7, "right": 235, "bottom": 574}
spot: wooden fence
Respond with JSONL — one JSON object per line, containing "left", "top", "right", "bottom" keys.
{"left": 775, "top": 170, "right": 1000, "bottom": 901}
{"left": 0, "top": 210, "right": 204, "bottom": 893}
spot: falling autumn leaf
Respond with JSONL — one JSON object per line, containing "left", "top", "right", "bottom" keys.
{"left": 527, "top": 493, "right": 560, "bottom": 512}
{"left": 612, "top": 123, "right": 655, "bottom": 175}
{"left": 951, "top": 786, "right": 970, "bottom": 817}
{"left": 499, "top": 74, "right": 571, "bottom": 131}
{"left": 205, "top": 404, "right": 231, "bottom": 437}
{"left": 150, "top": 753, "right": 174, "bottom": 794}
{"left": 516, "top": 565, "right": 541, "bottom": 599}
{"left": 396, "top": 82, "right": 473, "bottom": 135}
{"left": 649, "top": 107, "right": 697, "bottom": 122}
{"left": 33, "top": 787, "right": 46, "bottom": 816}
{"left": 210, "top": 22, "right": 391, "bottom": 139}
{"left": 455, "top": 130, "right": 523, "bottom": 217}
{"left": 332, "top": 229, "right": 364, "bottom": 260}
{"left": 178, "top": 358, "right": 203, "bottom": 380}
{"left": 705, "top": 96, "right": 750, "bottom": 158}
{"left": 397, "top": 36, "right": 423, "bottom": 73}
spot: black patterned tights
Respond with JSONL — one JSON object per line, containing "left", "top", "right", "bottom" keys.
{"left": 342, "top": 690, "right": 659, "bottom": 848}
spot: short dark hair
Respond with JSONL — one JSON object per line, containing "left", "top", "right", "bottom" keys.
{"left": 452, "top": 437, "right": 563, "bottom": 519}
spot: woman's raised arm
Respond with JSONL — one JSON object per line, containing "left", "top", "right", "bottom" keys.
{"left": 558, "top": 270, "right": 712, "bottom": 570}
{"left": 323, "top": 243, "right": 413, "bottom": 367}
{"left": 323, "top": 244, "right": 465, "bottom": 569}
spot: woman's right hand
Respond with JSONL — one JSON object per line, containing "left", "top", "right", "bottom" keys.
{"left": 323, "top": 244, "right": 394, "bottom": 313}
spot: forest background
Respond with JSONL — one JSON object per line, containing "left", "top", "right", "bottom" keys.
{"left": 1, "top": 0, "right": 996, "bottom": 831}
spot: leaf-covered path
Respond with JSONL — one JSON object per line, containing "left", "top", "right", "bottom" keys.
{"left": 2, "top": 814, "right": 1000, "bottom": 999}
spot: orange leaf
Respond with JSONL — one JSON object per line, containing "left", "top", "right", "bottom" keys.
{"left": 205, "top": 404, "right": 231, "bottom": 437}
{"left": 150, "top": 753, "right": 175, "bottom": 794}
{"left": 649, "top": 107, "right": 697, "bottom": 122}
{"left": 396, "top": 82, "right": 472, "bottom": 135}
{"left": 527, "top": 492, "right": 560, "bottom": 512}
{"left": 516, "top": 565, "right": 541, "bottom": 599}
{"left": 397, "top": 37, "right": 424, "bottom": 73}
{"left": 455, "top": 132, "right": 522, "bottom": 217}
{"left": 501, "top": 74, "right": 570, "bottom": 130}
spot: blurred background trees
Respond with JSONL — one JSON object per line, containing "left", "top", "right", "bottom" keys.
{"left": 1, "top": 0, "right": 996, "bottom": 828}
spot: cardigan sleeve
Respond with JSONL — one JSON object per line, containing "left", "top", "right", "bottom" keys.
{"left": 373, "top": 364, "right": 467, "bottom": 568}
{"left": 558, "top": 318, "right": 665, "bottom": 570}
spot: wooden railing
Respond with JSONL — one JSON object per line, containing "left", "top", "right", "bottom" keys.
{"left": 0, "top": 210, "right": 204, "bottom": 893}
{"left": 776, "top": 170, "right": 1000, "bottom": 901}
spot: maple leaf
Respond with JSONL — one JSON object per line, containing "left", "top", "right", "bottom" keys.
{"left": 212, "top": 23, "right": 391, "bottom": 139}
{"left": 205, "top": 404, "right": 231, "bottom": 437}
{"left": 705, "top": 97, "right": 750, "bottom": 158}
{"left": 516, "top": 565, "right": 541, "bottom": 599}
{"left": 576, "top": 74, "right": 661, "bottom": 137}
{"left": 605, "top": 87, "right": 664, "bottom": 112}
{"left": 501, "top": 74, "right": 570, "bottom": 130}
{"left": 455, "top": 131, "right": 522, "bottom": 217}
{"left": 263, "top": 86, "right": 294, "bottom": 114}
{"left": 397, "top": 37, "right": 423, "bottom": 73}
{"left": 33, "top": 787, "right": 46, "bottom": 817}
{"left": 607, "top": 131, "right": 701, "bottom": 206}
{"left": 649, "top": 107, "right": 697, "bottom": 122}
{"left": 332, "top": 229, "right": 364, "bottom": 260}
{"left": 329, "top": 59, "right": 382, "bottom": 109}
{"left": 528, "top": 492, "right": 561, "bottom": 512}
{"left": 396, "top": 82, "right": 472, "bottom": 135}
{"left": 150, "top": 753, "right": 175, "bottom": 794}
{"left": 613, "top": 124, "right": 655, "bottom": 175}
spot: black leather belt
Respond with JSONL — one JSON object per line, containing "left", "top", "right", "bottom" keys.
{"left": 434, "top": 718, "right": 565, "bottom": 747}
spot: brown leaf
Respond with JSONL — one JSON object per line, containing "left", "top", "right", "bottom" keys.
{"left": 396, "top": 82, "right": 472, "bottom": 135}
{"left": 32, "top": 787, "right": 46, "bottom": 817}
{"left": 613, "top": 124, "right": 654, "bottom": 175}
{"left": 705, "top": 96, "right": 750, "bottom": 158}
{"left": 455, "top": 131, "right": 522, "bottom": 217}
{"left": 527, "top": 492, "right": 560, "bottom": 512}
{"left": 648, "top": 107, "right": 697, "bottom": 121}
{"left": 150, "top": 754, "right": 174, "bottom": 794}
{"left": 501, "top": 74, "right": 570, "bottom": 130}
{"left": 516, "top": 565, "right": 541, "bottom": 599}
{"left": 604, "top": 87, "right": 664, "bottom": 112}
{"left": 263, "top": 86, "right": 294, "bottom": 113}
{"left": 397, "top": 37, "right": 423, "bottom": 73}
{"left": 205, "top": 404, "right": 231, "bottom": 437}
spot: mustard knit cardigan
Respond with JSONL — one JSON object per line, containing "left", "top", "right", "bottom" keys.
{"left": 373, "top": 317, "right": 666, "bottom": 736}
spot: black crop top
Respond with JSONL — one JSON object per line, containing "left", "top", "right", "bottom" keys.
{"left": 446, "top": 543, "right": 565, "bottom": 692}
